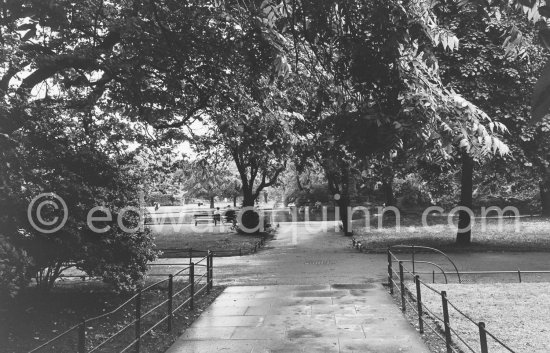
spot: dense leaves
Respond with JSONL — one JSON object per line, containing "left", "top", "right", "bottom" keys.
{"left": 2, "top": 0, "right": 550, "bottom": 292}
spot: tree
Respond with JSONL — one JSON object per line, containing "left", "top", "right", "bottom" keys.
{"left": 259, "top": 0, "right": 510, "bottom": 237}
{"left": 435, "top": 4, "right": 550, "bottom": 232}
{"left": 271, "top": 162, "right": 329, "bottom": 207}
{"left": 195, "top": 11, "right": 293, "bottom": 209}
{"left": 1, "top": 106, "right": 156, "bottom": 292}
{"left": 177, "top": 156, "right": 242, "bottom": 209}
{"left": 206, "top": 96, "right": 292, "bottom": 208}
{"left": 0, "top": 0, "right": 171, "bottom": 292}
{"left": 429, "top": 1, "right": 550, "bottom": 219}
{"left": 439, "top": 1, "right": 550, "bottom": 125}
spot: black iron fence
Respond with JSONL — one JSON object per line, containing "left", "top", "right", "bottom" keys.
{"left": 28, "top": 251, "right": 215, "bottom": 353}
{"left": 388, "top": 248, "right": 517, "bottom": 353}
{"left": 57, "top": 238, "right": 267, "bottom": 283}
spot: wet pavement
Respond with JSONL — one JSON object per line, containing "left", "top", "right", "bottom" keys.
{"left": 162, "top": 224, "right": 429, "bottom": 352}
{"left": 165, "top": 284, "right": 429, "bottom": 353}
{"left": 156, "top": 222, "right": 550, "bottom": 352}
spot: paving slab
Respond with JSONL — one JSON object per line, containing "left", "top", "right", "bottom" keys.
{"left": 165, "top": 283, "right": 429, "bottom": 353}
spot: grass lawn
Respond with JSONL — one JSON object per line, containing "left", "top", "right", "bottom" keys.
{"left": 354, "top": 216, "right": 550, "bottom": 252}
{"left": 0, "top": 281, "right": 224, "bottom": 353}
{"left": 149, "top": 224, "right": 269, "bottom": 255}
{"left": 404, "top": 282, "right": 550, "bottom": 353}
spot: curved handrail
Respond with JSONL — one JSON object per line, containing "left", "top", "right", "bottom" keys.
{"left": 398, "top": 260, "right": 449, "bottom": 284}
{"left": 390, "top": 245, "right": 461, "bottom": 283}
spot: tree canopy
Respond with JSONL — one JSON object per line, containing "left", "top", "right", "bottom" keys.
{"left": 3, "top": 0, "right": 550, "bottom": 295}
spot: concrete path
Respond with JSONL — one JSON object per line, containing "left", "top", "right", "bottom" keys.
{"left": 150, "top": 222, "right": 550, "bottom": 285}
{"left": 165, "top": 284, "right": 429, "bottom": 353}
{"left": 160, "top": 222, "right": 550, "bottom": 352}
{"left": 152, "top": 222, "right": 389, "bottom": 286}
{"left": 164, "top": 224, "right": 429, "bottom": 352}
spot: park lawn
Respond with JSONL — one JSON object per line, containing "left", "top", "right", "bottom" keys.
{"left": 405, "top": 283, "right": 550, "bottom": 353}
{"left": 0, "top": 282, "right": 224, "bottom": 353}
{"left": 150, "top": 224, "right": 268, "bottom": 254}
{"left": 354, "top": 217, "right": 550, "bottom": 252}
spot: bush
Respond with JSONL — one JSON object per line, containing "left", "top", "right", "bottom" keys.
{"left": 394, "top": 174, "right": 436, "bottom": 208}
{"left": 148, "top": 193, "right": 179, "bottom": 206}
{"left": 0, "top": 235, "right": 32, "bottom": 298}
{"left": 291, "top": 184, "right": 332, "bottom": 207}
{"left": 1, "top": 109, "right": 158, "bottom": 292}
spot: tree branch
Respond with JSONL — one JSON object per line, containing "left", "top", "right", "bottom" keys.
{"left": 152, "top": 96, "right": 209, "bottom": 129}
{"left": 17, "top": 30, "right": 121, "bottom": 94}
{"left": 254, "top": 165, "right": 285, "bottom": 199}
{"left": 0, "top": 64, "right": 20, "bottom": 93}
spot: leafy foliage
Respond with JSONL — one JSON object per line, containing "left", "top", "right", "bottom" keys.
{"left": 0, "top": 235, "right": 32, "bottom": 298}
{"left": 1, "top": 106, "right": 157, "bottom": 291}
{"left": 175, "top": 156, "right": 242, "bottom": 207}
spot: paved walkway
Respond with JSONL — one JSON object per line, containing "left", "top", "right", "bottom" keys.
{"left": 161, "top": 222, "right": 550, "bottom": 352}
{"left": 164, "top": 224, "right": 429, "bottom": 352}
{"left": 153, "top": 223, "right": 389, "bottom": 286}
{"left": 165, "top": 284, "right": 428, "bottom": 353}
{"left": 150, "top": 222, "right": 550, "bottom": 285}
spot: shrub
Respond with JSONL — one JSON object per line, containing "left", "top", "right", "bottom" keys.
{"left": 291, "top": 184, "right": 332, "bottom": 207}
{"left": 0, "top": 235, "right": 32, "bottom": 298}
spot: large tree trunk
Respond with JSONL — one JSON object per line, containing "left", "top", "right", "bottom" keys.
{"left": 456, "top": 153, "right": 474, "bottom": 245}
{"left": 541, "top": 180, "right": 550, "bottom": 217}
{"left": 340, "top": 167, "right": 353, "bottom": 236}
{"left": 325, "top": 166, "right": 353, "bottom": 236}
{"left": 382, "top": 180, "right": 396, "bottom": 207}
{"left": 540, "top": 168, "right": 550, "bottom": 216}
{"left": 338, "top": 195, "right": 352, "bottom": 236}
{"left": 296, "top": 174, "right": 304, "bottom": 191}
{"left": 240, "top": 187, "right": 260, "bottom": 232}
{"left": 242, "top": 188, "right": 255, "bottom": 207}
{"left": 541, "top": 186, "right": 550, "bottom": 216}
{"left": 210, "top": 196, "right": 215, "bottom": 209}
{"left": 233, "top": 195, "right": 237, "bottom": 207}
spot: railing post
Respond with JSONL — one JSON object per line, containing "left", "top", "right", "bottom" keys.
{"left": 415, "top": 275, "right": 424, "bottom": 334}
{"left": 206, "top": 251, "right": 211, "bottom": 294}
{"left": 441, "top": 291, "right": 452, "bottom": 353}
{"left": 189, "top": 248, "right": 192, "bottom": 265}
{"left": 387, "top": 248, "right": 393, "bottom": 294}
{"left": 78, "top": 318, "right": 86, "bottom": 353}
{"left": 412, "top": 245, "right": 415, "bottom": 274}
{"left": 189, "top": 262, "right": 195, "bottom": 310}
{"left": 210, "top": 252, "right": 214, "bottom": 289}
{"left": 399, "top": 261, "right": 405, "bottom": 312}
{"left": 135, "top": 291, "right": 142, "bottom": 353}
{"left": 479, "top": 322, "right": 489, "bottom": 353}
{"left": 167, "top": 274, "right": 173, "bottom": 332}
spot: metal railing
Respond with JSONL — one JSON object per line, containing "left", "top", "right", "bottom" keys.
{"left": 28, "top": 251, "right": 215, "bottom": 353}
{"left": 390, "top": 245, "right": 462, "bottom": 282}
{"left": 416, "top": 269, "right": 550, "bottom": 284}
{"left": 388, "top": 249, "right": 517, "bottom": 353}
{"left": 57, "top": 238, "right": 267, "bottom": 282}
